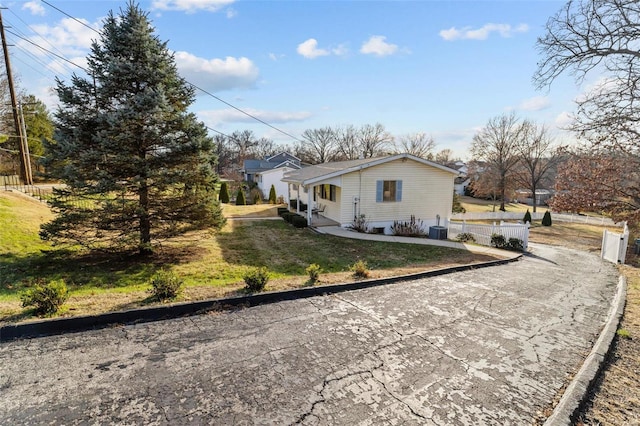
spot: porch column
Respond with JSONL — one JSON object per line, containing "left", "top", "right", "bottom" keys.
{"left": 306, "top": 185, "right": 313, "bottom": 225}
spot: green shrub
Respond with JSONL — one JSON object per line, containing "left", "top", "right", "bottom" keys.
{"left": 507, "top": 238, "right": 524, "bottom": 251}
{"left": 269, "top": 185, "right": 277, "bottom": 204}
{"left": 490, "top": 234, "right": 507, "bottom": 249}
{"left": 350, "top": 259, "right": 369, "bottom": 278}
{"left": 281, "top": 211, "right": 294, "bottom": 223}
{"left": 20, "top": 279, "right": 69, "bottom": 316}
{"left": 306, "top": 263, "right": 322, "bottom": 282}
{"left": 236, "top": 188, "right": 246, "bottom": 205}
{"left": 219, "top": 182, "right": 230, "bottom": 203}
{"left": 390, "top": 215, "right": 426, "bottom": 237}
{"left": 542, "top": 211, "right": 552, "bottom": 226}
{"left": 523, "top": 209, "right": 532, "bottom": 224}
{"left": 149, "top": 269, "right": 183, "bottom": 301}
{"left": 491, "top": 234, "right": 524, "bottom": 251}
{"left": 243, "top": 267, "right": 270, "bottom": 292}
{"left": 277, "top": 207, "right": 289, "bottom": 216}
{"left": 456, "top": 233, "right": 476, "bottom": 243}
{"left": 452, "top": 192, "right": 466, "bottom": 213}
{"left": 292, "top": 215, "right": 308, "bottom": 228}
{"left": 249, "top": 187, "right": 263, "bottom": 205}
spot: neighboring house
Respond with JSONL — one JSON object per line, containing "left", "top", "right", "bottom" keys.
{"left": 454, "top": 176, "right": 471, "bottom": 196}
{"left": 282, "top": 153, "right": 460, "bottom": 232}
{"left": 242, "top": 152, "right": 303, "bottom": 202}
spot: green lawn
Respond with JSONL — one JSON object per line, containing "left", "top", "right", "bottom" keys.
{"left": 0, "top": 193, "right": 491, "bottom": 321}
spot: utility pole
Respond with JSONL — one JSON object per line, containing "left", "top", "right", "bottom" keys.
{"left": 0, "top": 8, "right": 32, "bottom": 185}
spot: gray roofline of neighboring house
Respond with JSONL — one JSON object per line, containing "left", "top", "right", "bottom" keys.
{"left": 282, "top": 153, "right": 460, "bottom": 186}
{"left": 266, "top": 151, "right": 302, "bottom": 162}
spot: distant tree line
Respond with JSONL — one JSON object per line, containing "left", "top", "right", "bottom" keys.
{"left": 213, "top": 123, "right": 459, "bottom": 179}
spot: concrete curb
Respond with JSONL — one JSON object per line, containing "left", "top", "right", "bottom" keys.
{"left": 0, "top": 256, "right": 521, "bottom": 342}
{"left": 544, "top": 275, "right": 627, "bottom": 426}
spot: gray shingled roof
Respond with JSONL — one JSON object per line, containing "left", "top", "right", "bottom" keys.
{"left": 282, "top": 154, "right": 459, "bottom": 185}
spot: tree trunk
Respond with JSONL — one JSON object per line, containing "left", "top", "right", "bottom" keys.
{"left": 531, "top": 182, "right": 538, "bottom": 213}
{"left": 138, "top": 180, "right": 152, "bottom": 255}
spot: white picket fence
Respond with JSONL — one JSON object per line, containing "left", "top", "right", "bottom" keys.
{"left": 601, "top": 224, "right": 630, "bottom": 264}
{"left": 448, "top": 220, "right": 529, "bottom": 249}
{"left": 451, "top": 211, "right": 621, "bottom": 227}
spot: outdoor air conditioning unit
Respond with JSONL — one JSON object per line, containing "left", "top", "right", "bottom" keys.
{"left": 429, "top": 226, "right": 448, "bottom": 240}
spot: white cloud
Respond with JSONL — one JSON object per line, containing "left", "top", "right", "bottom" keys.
{"left": 439, "top": 23, "right": 529, "bottom": 41}
{"left": 555, "top": 111, "right": 575, "bottom": 129}
{"left": 151, "top": 0, "right": 235, "bottom": 13}
{"left": 268, "top": 52, "right": 285, "bottom": 61}
{"left": 296, "top": 39, "right": 347, "bottom": 59}
{"left": 174, "top": 52, "right": 259, "bottom": 91}
{"left": 297, "top": 39, "right": 329, "bottom": 59}
{"left": 518, "top": 96, "right": 551, "bottom": 111}
{"left": 360, "top": 35, "right": 398, "bottom": 57}
{"left": 199, "top": 108, "right": 312, "bottom": 125}
{"left": 25, "top": 18, "right": 98, "bottom": 58}
{"left": 226, "top": 8, "right": 237, "bottom": 18}
{"left": 22, "top": 1, "right": 45, "bottom": 16}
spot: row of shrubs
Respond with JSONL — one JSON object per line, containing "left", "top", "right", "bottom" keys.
{"left": 278, "top": 208, "right": 308, "bottom": 228}
{"left": 218, "top": 182, "right": 281, "bottom": 206}
{"left": 523, "top": 210, "right": 552, "bottom": 226}
{"left": 18, "top": 259, "right": 374, "bottom": 318}
{"left": 456, "top": 232, "right": 524, "bottom": 251}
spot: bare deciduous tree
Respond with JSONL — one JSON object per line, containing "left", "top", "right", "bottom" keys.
{"left": 534, "top": 0, "right": 640, "bottom": 155}
{"left": 470, "top": 113, "right": 524, "bottom": 211}
{"left": 512, "top": 121, "right": 563, "bottom": 212}
{"left": 357, "top": 123, "right": 393, "bottom": 158}
{"left": 301, "top": 127, "right": 338, "bottom": 164}
{"left": 393, "top": 132, "right": 436, "bottom": 159}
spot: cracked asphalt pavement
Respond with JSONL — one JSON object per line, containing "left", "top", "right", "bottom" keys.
{"left": 0, "top": 243, "right": 619, "bottom": 425}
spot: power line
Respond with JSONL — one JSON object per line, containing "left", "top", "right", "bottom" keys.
{"left": 6, "top": 29, "right": 87, "bottom": 71}
{"left": 36, "top": 1, "right": 303, "bottom": 143}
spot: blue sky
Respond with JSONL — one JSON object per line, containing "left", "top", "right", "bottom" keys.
{"left": 2, "top": 0, "right": 585, "bottom": 159}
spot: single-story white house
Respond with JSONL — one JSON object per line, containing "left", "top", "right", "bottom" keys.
{"left": 282, "top": 153, "right": 460, "bottom": 233}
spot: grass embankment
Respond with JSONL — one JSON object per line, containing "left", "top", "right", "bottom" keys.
{"left": 0, "top": 193, "right": 493, "bottom": 323}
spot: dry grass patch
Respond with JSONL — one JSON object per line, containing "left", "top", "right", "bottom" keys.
{"left": 221, "top": 203, "right": 280, "bottom": 218}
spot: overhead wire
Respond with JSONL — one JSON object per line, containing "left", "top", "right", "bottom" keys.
{"left": 35, "top": 0, "right": 303, "bottom": 143}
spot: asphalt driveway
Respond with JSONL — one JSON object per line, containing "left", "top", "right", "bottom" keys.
{"left": 0, "top": 243, "right": 618, "bottom": 425}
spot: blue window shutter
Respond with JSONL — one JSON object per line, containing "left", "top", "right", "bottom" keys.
{"left": 376, "top": 180, "right": 383, "bottom": 202}
{"left": 396, "top": 180, "right": 402, "bottom": 202}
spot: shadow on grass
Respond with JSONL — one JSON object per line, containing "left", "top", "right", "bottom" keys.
{"left": 0, "top": 245, "right": 206, "bottom": 298}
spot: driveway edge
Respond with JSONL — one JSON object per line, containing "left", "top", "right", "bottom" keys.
{"left": 0, "top": 255, "right": 520, "bottom": 342}
{"left": 543, "top": 275, "right": 627, "bottom": 426}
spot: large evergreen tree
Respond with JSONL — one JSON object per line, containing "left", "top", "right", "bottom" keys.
{"left": 41, "top": 2, "right": 224, "bottom": 254}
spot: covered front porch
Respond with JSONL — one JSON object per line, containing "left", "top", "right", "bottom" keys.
{"left": 285, "top": 180, "right": 343, "bottom": 227}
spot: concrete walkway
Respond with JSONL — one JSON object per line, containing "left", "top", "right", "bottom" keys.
{"left": 314, "top": 225, "right": 516, "bottom": 259}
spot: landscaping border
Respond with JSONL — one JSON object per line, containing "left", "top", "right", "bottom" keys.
{"left": 0, "top": 256, "right": 520, "bottom": 342}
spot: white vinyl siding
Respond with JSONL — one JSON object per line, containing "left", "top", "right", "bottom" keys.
{"left": 339, "top": 158, "right": 454, "bottom": 226}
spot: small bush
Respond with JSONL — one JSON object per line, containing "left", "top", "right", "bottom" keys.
{"left": 306, "top": 263, "right": 322, "bottom": 282}
{"left": 523, "top": 209, "right": 532, "bottom": 224}
{"left": 149, "top": 269, "right": 184, "bottom": 301}
{"left": 249, "top": 187, "right": 263, "bottom": 205}
{"left": 391, "top": 215, "right": 426, "bottom": 237}
{"left": 20, "top": 279, "right": 69, "bottom": 316}
{"left": 236, "top": 188, "right": 246, "bottom": 205}
{"left": 456, "top": 233, "right": 476, "bottom": 243}
{"left": 491, "top": 234, "right": 524, "bottom": 251}
{"left": 277, "top": 207, "right": 289, "bottom": 216}
{"left": 542, "top": 211, "right": 552, "bottom": 226}
{"left": 507, "top": 238, "right": 524, "bottom": 251}
{"left": 292, "top": 215, "right": 308, "bottom": 228}
{"left": 490, "top": 234, "right": 507, "bottom": 249}
{"left": 350, "top": 259, "right": 369, "bottom": 278}
{"left": 349, "top": 214, "right": 369, "bottom": 233}
{"left": 243, "top": 267, "right": 270, "bottom": 292}
{"left": 617, "top": 328, "right": 632, "bottom": 340}
{"left": 219, "top": 182, "right": 230, "bottom": 203}
{"left": 452, "top": 192, "right": 466, "bottom": 213}
{"left": 281, "top": 211, "right": 294, "bottom": 223}
{"left": 269, "top": 185, "right": 277, "bottom": 204}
